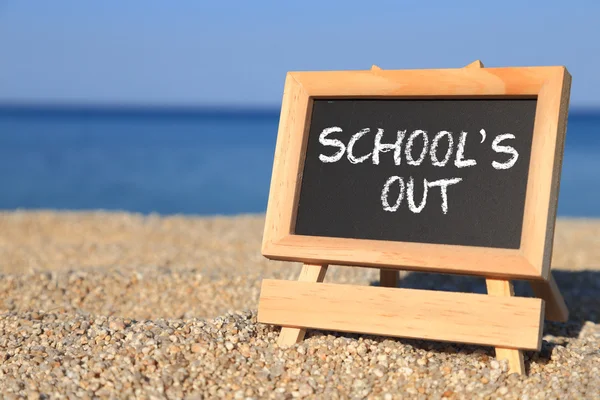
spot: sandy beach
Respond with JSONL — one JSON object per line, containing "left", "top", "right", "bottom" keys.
{"left": 0, "top": 211, "right": 598, "bottom": 399}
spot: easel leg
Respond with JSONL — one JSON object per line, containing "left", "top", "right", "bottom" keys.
{"left": 485, "top": 278, "right": 526, "bottom": 375}
{"left": 277, "top": 263, "right": 328, "bottom": 346}
{"left": 380, "top": 269, "right": 398, "bottom": 287}
{"left": 529, "top": 274, "right": 569, "bottom": 322}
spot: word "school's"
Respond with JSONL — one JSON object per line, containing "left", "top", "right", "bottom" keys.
{"left": 318, "top": 127, "right": 519, "bottom": 169}
{"left": 318, "top": 127, "right": 520, "bottom": 214}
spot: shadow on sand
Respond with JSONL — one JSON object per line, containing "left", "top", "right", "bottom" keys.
{"left": 369, "top": 268, "right": 599, "bottom": 326}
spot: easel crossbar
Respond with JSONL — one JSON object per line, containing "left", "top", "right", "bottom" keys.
{"left": 258, "top": 280, "right": 545, "bottom": 350}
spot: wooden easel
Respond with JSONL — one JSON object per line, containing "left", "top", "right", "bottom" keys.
{"left": 271, "top": 263, "right": 567, "bottom": 375}
{"left": 261, "top": 61, "right": 569, "bottom": 376}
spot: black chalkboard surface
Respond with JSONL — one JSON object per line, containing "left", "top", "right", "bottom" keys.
{"left": 294, "top": 99, "right": 537, "bottom": 249}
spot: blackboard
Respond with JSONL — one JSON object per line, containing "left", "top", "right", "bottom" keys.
{"left": 294, "top": 99, "right": 537, "bottom": 249}
{"left": 259, "top": 66, "right": 572, "bottom": 368}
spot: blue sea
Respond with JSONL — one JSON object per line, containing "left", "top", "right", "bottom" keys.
{"left": 0, "top": 106, "right": 599, "bottom": 217}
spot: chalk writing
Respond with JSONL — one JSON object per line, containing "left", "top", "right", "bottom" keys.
{"left": 319, "top": 127, "right": 519, "bottom": 214}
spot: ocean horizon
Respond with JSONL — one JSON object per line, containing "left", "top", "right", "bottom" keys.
{"left": 1, "top": 105, "right": 599, "bottom": 217}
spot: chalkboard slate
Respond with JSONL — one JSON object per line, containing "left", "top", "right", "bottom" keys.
{"left": 294, "top": 99, "right": 537, "bottom": 249}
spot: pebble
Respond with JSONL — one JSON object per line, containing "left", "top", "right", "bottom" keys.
{"left": 190, "top": 343, "right": 204, "bottom": 353}
{"left": 108, "top": 319, "right": 125, "bottom": 331}
{"left": 0, "top": 211, "right": 598, "bottom": 398}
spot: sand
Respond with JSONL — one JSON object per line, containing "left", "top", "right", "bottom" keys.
{"left": 0, "top": 211, "right": 598, "bottom": 399}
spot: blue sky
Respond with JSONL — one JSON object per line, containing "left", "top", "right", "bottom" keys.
{"left": 1, "top": 1, "right": 599, "bottom": 108}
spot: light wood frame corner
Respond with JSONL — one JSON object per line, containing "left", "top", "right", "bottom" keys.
{"left": 262, "top": 66, "right": 572, "bottom": 281}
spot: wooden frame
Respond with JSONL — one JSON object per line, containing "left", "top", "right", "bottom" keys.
{"left": 258, "top": 61, "right": 571, "bottom": 375}
{"left": 262, "top": 64, "right": 571, "bottom": 280}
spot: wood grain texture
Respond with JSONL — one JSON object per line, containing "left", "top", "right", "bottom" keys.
{"left": 529, "top": 274, "right": 569, "bottom": 322}
{"left": 485, "top": 279, "right": 527, "bottom": 375}
{"left": 259, "top": 280, "right": 545, "bottom": 350}
{"left": 261, "top": 73, "right": 311, "bottom": 253}
{"left": 264, "top": 235, "right": 538, "bottom": 279}
{"left": 261, "top": 65, "right": 571, "bottom": 280}
{"left": 290, "top": 67, "right": 551, "bottom": 97}
{"left": 520, "top": 67, "right": 572, "bottom": 279}
{"left": 276, "top": 263, "right": 328, "bottom": 346}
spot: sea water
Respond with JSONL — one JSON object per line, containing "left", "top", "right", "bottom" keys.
{"left": 0, "top": 107, "right": 598, "bottom": 217}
